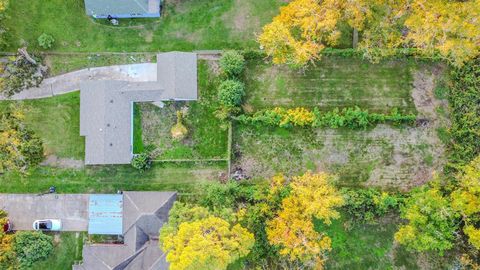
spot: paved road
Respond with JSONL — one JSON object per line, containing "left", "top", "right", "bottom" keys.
{"left": 0, "top": 63, "right": 157, "bottom": 100}
{"left": 0, "top": 194, "right": 89, "bottom": 231}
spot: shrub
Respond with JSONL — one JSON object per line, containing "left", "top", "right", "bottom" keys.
{"left": 131, "top": 152, "right": 152, "bottom": 171}
{"left": 235, "top": 106, "right": 416, "bottom": 129}
{"left": 37, "top": 33, "right": 55, "bottom": 49}
{"left": 218, "top": 79, "right": 245, "bottom": 107}
{"left": 170, "top": 111, "right": 188, "bottom": 141}
{"left": 1, "top": 50, "right": 47, "bottom": 96}
{"left": 446, "top": 58, "right": 480, "bottom": 172}
{"left": 219, "top": 50, "right": 245, "bottom": 78}
{"left": 13, "top": 231, "right": 53, "bottom": 268}
{"left": 0, "top": 105, "right": 44, "bottom": 173}
{"left": 341, "top": 188, "right": 401, "bottom": 222}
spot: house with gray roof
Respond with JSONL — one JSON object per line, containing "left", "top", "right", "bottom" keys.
{"left": 84, "top": 0, "right": 162, "bottom": 18}
{"left": 80, "top": 52, "right": 197, "bottom": 165}
{"left": 73, "top": 191, "right": 177, "bottom": 270}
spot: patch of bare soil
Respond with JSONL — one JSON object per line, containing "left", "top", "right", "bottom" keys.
{"left": 221, "top": 0, "right": 259, "bottom": 36}
{"left": 40, "top": 155, "right": 84, "bottom": 169}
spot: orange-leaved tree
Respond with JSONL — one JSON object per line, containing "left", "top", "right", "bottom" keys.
{"left": 266, "top": 171, "right": 344, "bottom": 269}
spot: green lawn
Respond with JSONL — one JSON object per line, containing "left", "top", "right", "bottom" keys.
{"left": 0, "top": 162, "right": 226, "bottom": 194}
{"left": 4, "top": 0, "right": 287, "bottom": 52}
{"left": 244, "top": 57, "right": 417, "bottom": 114}
{"left": 0, "top": 92, "right": 84, "bottom": 160}
{"left": 29, "top": 233, "right": 85, "bottom": 270}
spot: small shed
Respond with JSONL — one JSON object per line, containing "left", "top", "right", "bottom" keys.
{"left": 88, "top": 194, "right": 123, "bottom": 235}
{"left": 84, "top": 0, "right": 162, "bottom": 19}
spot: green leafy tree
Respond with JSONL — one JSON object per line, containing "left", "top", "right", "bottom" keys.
{"left": 451, "top": 155, "right": 480, "bottom": 249}
{"left": 218, "top": 79, "right": 245, "bottom": 107}
{"left": 395, "top": 184, "right": 457, "bottom": 253}
{"left": 219, "top": 51, "right": 245, "bottom": 78}
{"left": 13, "top": 231, "right": 53, "bottom": 268}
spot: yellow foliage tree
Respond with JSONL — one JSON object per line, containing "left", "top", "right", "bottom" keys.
{"left": 266, "top": 171, "right": 344, "bottom": 268}
{"left": 260, "top": 0, "right": 480, "bottom": 67}
{"left": 403, "top": 0, "right": 480, "bottom": 67}
{"left": 258, "top": 0, "right": 344, "bottom": 66}
{"left": 451, "top": 155, "right": 480, "bottom": 249}
{"left": 0, "top": 210, "right": 16, "bottom": 269}
{"left": 161, "top": 216, "right": 254, "bottom": 270}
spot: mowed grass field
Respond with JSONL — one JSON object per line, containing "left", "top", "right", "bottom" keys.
{"left": 4, "top": 0, "right": 287, "bottom": 52}
{"left": 244, "top": 57, "right": 417, "bottom": 114}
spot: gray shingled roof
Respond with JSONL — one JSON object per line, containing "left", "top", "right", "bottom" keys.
{"left": 73, "top": 192, "right": 176, "bottom": 270}
{"left": 84, "top": 0, "right": 161, "bottom": 18}
{"left": 80, "top": 52, "right": 197, "bottom": 165}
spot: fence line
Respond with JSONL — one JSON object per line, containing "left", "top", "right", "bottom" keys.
{"left": 152, "top": 158, "right": 227, "bottom": 163}
{"left": 0, "top": 50, "right": 223, "bottom": 56}
{"left": 227, "top": 121, "right": 233, "bottom": 175}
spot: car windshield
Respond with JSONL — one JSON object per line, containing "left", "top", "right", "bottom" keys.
{"left": 39, "top": 221, "right": 52, "bottom": 230}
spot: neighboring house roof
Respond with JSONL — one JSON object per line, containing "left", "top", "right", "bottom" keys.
{"left": 88, "top": 194, "right": 124, "bottom": 235}
{"left": 84, "top": 0, "right": 162, "bottom": 18}
{"left": 80, "top": 52, "right": 197, "bottom": 165}
{"left": 73, "top": 191, "right": 177, "bottom": 270}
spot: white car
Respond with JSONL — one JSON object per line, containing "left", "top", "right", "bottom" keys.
{"left": 33, "top": 219, "right": 62, "bottom": 231}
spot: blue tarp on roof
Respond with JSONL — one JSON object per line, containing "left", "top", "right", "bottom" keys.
{"left": 88, "top": 194, "right": 123, "bottom": 235}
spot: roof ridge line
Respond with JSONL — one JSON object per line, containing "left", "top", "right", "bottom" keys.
{"left": 133, "top": 0, "right": 148, "bottom": 13}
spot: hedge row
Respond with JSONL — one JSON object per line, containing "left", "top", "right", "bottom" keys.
{"left": 235, "top": 107, "right": 416, "bottom": 129}
{"left": 242, "top": 48, "right": 444, "bottom": 61}
{"left": 445, "top": 58, "right": 480, "bottom": 172}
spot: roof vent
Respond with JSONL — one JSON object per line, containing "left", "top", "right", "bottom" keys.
{"left": 110, "top": 99, "right": 114, "bottom": 103}
{"left": 109, "top": 143, "right": 113, "bottom": 147}
{"left": 107, "top": 123, "right": 111, "bottom": 127}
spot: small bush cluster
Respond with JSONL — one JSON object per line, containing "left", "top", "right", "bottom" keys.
{"left": 219, "top": 50, "right": 245, "bottom": 78}
{"left": 37, "top": 33, "right": 55, "bottom": 49}
{"left": 218, "top": 79, "right": 245, "bottom": 108}
{"left": 131, "top": 152, "right": 152, "bottom": 172}
{"left": 216, "top": 50, "right": 247, "bottom": 120}
{"left": 236, "top": 106, "right": 416, "bottom": 129}
{"left": 341, "top": 188, "right": 402, "bottom": 222}
{"left": 13, "top": 232, "right": 53, "bottom": 268}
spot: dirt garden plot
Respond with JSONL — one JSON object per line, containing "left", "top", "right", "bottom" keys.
{"left": 235, "top": 60, "right": 449, "bottom": 190}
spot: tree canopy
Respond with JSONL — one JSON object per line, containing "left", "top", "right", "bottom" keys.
{"left": 0, "top": 104, "right": 44, "bottom": 173}
{"left": 266, "top": 172, "right": 344, "bottom": 268}
{"left": 159, "top": 203, "right": 254, "bottom": 270}
{"left": 394, "top": 184, "right": 457, "bottom": 253}
{"left": 259, "top": 0, "right": 480, "bottom": 67}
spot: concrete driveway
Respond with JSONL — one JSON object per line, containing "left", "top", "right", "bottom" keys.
{"left": 0, "top": 194, "right": 89, "bottom": 231}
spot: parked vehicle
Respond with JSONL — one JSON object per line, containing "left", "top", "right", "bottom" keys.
{"left": 33, "top": 219, "right": 62, "bottom": 231}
